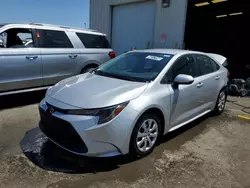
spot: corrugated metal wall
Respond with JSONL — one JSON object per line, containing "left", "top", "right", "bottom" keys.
{"left": 90, "top": 0, "right": 110, "bottom": 38}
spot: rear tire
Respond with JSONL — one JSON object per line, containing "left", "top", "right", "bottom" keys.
{"left": 129, "top": 113, "right": 162, "bottom": 158}
{"left": 240, "top": 89, "right": 248, "bottom": 97}
{"left": 212, "top": 89, "right": 227, "bottom": 115}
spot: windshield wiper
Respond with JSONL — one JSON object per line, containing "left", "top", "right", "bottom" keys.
{"left": 94, "top": 70, "right": 115, "bottom": 78}
{"left": 95, "top": 71, "right": 147, "bottom": 82}
{"left": 113, "top": 74, "right": 140, "bottom": 82}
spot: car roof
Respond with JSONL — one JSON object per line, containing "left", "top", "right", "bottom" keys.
{"left": 134, "top": 49, "right": 227, "bottom": 65}
{"left": 0, "top": 23, "right": 105, "bottom": 36}
{"left": 134, "top": 49, "right": 202, "bottom": 55}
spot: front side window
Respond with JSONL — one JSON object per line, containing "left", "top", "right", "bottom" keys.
{"left": 167, "top": 55, "right": 199, "bottom": 82}
{"left": 38, "top": 30, "right": 73, "bottom": 48}
{"left": 95, "top": 52, "right": 173, "bottom": 82}
{"left": 0, "top": 28, "right": 34, "bottom": 48}
{"left": 76, "top": 33, "right": 110, "bottom": 48}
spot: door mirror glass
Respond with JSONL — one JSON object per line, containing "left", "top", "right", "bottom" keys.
{"left": 0, "top": 39, "right": 4, "bottom": 47}
{"left": 0, "top": 32, "right": 7, "bottom": 48}
{"left": 174, "top": 74, "right": 194, "bottom": 85}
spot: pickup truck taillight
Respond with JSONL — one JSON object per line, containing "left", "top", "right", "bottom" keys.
{"left": 109, "top": 51, "right": 116, "bottom": 59}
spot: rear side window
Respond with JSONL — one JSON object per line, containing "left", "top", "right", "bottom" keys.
{"left": 38, "top": 30, "right": 73, "bottom": 48}
{"left": 196, "top": 55, "right": 214, "bottom": 75}
{"left": 76, "top": 33, "right": 110, "bottom": 48}
{"left": 210, "top": 59, "right": 220, "bottom": 71}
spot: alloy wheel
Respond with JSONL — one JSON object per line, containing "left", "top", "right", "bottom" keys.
{"left": 136, "top": 119, "right": 159, "bottom": 152}
{"left": 218, "top": 91, "right": 226, "bottom": 111}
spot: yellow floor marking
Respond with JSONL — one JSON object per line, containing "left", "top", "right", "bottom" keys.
{"left": 237, "top": 115, "right": 250, "bottom": 120}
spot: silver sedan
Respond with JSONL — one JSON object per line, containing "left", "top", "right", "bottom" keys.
{"left": 39, "top": 49, "right": 228, "bottom": 157}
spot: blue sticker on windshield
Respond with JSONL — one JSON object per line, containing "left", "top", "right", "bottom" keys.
{"left": 146, "top": 55, "right": 163, "bottom": 61}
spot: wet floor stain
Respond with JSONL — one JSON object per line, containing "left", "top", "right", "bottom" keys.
{"left": 0, "top": 154, "right": 82, "bottom": 188}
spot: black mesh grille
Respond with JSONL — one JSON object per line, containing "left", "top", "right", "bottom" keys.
{"left": 39, "top": 107, "right": 88, "bottom": 153}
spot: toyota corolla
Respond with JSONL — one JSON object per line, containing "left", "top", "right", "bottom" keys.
{"left": 39, "top": 49, "right": 228, "bottom": 157}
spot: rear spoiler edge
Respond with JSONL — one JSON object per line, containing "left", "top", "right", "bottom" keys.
{"left": 206, "top": 53, "right": 227, "bottom": 67}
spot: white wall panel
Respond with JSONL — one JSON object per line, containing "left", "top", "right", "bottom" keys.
{"left": 112, "top": 1, "right": 155, "bottom": 54}
{"left": 153, "top": 0, "right": 187, "bottom": 49}
{"left": 90, "top": 0, "right": 150, "bottom": 41}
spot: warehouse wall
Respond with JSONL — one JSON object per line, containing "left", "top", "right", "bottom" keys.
{"left": 153, "top": 0, "right": 187, "bottom": 49}
{"left": 90, "top": 0, "right": 187, "bottom": 49}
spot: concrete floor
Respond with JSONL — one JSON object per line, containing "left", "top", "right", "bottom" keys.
{"left": 0, "top": 91, "right": 250, "bottom": 188}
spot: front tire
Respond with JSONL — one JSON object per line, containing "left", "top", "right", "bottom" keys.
{"left": 213, "top": 89, "right": 227, "bottom": 115}
{"left": 129, "top": 113, "right": 162, "bottom": 158}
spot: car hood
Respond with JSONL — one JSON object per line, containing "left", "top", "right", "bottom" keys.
{"left": 46, "top": 73, "right": 148, "bottom": 109}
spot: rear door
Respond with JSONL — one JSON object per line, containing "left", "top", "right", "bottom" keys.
{"left": 194, "top": 54, "right": 222, "bottom": 111}
{"left": 38, "top": 29, "right": 81, "bottom": 85}
{"left": 0, "top": 27, "right": 43, "bottom": 92}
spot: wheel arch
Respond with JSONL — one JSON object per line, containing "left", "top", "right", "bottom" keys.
{"left": 80, "top": 60, "right": 100, "bottom": 73}
{"left": 133, "top": 106, "right": 166, "bottom": 136}
{"left": 128, "top": 106, "right": 166, "bottom": 156}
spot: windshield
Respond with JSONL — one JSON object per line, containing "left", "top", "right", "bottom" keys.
{"left": 95, "top": 52, "right": 173, "bottom": 82}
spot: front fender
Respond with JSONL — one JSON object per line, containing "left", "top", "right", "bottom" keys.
{"left": 130, "top": 97, "right": 171, "bottom": 135}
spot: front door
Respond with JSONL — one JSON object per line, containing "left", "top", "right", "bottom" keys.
{"left": 38, "top": 29, "right": 80, "bottom": 85}
{"left": 166, "top": 55, "right": 202, "bottom": 129}
{"left": 0, "top": 28, "right": 42, "bottom": 92}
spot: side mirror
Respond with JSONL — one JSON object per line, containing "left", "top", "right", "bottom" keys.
{"left": 0, "top": 39, "right": 4, "bottom": 48}
{"left": 173, "top": 74, "right": 194, "bottom": 88}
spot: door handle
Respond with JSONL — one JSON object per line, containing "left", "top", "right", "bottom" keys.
{"left": 26, "top": 56, "right": 38, "bottom": 60}
{"left": 215, "top": 76, "right": 220, "bottom": 80}
{"left": 197, "top": 82, "right": 204, "bottom": 88}
{"left": 69, "top": 54, "right": 78, "bottom": 59}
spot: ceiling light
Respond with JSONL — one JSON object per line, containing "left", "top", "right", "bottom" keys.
{"left": 212, "top": 0, "right": 228, "bottom": 3}
{"left": 229, "top": 12, "right": 243, "bottom": 16}
{"left": 216, "top": 14, "right": 227, "bottom": 18}
{"left": 195, "top": 2, "right": 210, "bottom": 7}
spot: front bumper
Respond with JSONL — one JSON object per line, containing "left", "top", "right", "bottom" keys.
{"left": 39, "top": 107, "right": 88, "bottom": 154}
{"left": 39, "top": 98, "right": 139, "bottom": 157}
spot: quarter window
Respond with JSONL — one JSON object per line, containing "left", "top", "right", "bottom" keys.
{"left": 210, "top": 59, "right": 220, "bottom": 71}
{"left": 76, "top": 33, "right": 110, "bottom": 48}
{"left": 38, "top": 30, "right": 73, "bottom": 48}
{"left": 167, "top": 55, "right": 198, "bottom": 82}
{"left": 196, "top": 55, "right": 216, "bottom": 75}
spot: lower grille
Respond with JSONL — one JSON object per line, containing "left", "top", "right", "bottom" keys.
{"left": 39, "top": 107, "right": 88, "bottom": 153}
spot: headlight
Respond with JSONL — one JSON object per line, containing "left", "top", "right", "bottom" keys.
{"left": 67, "top": 102, "right": 129, "bottom": 124}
